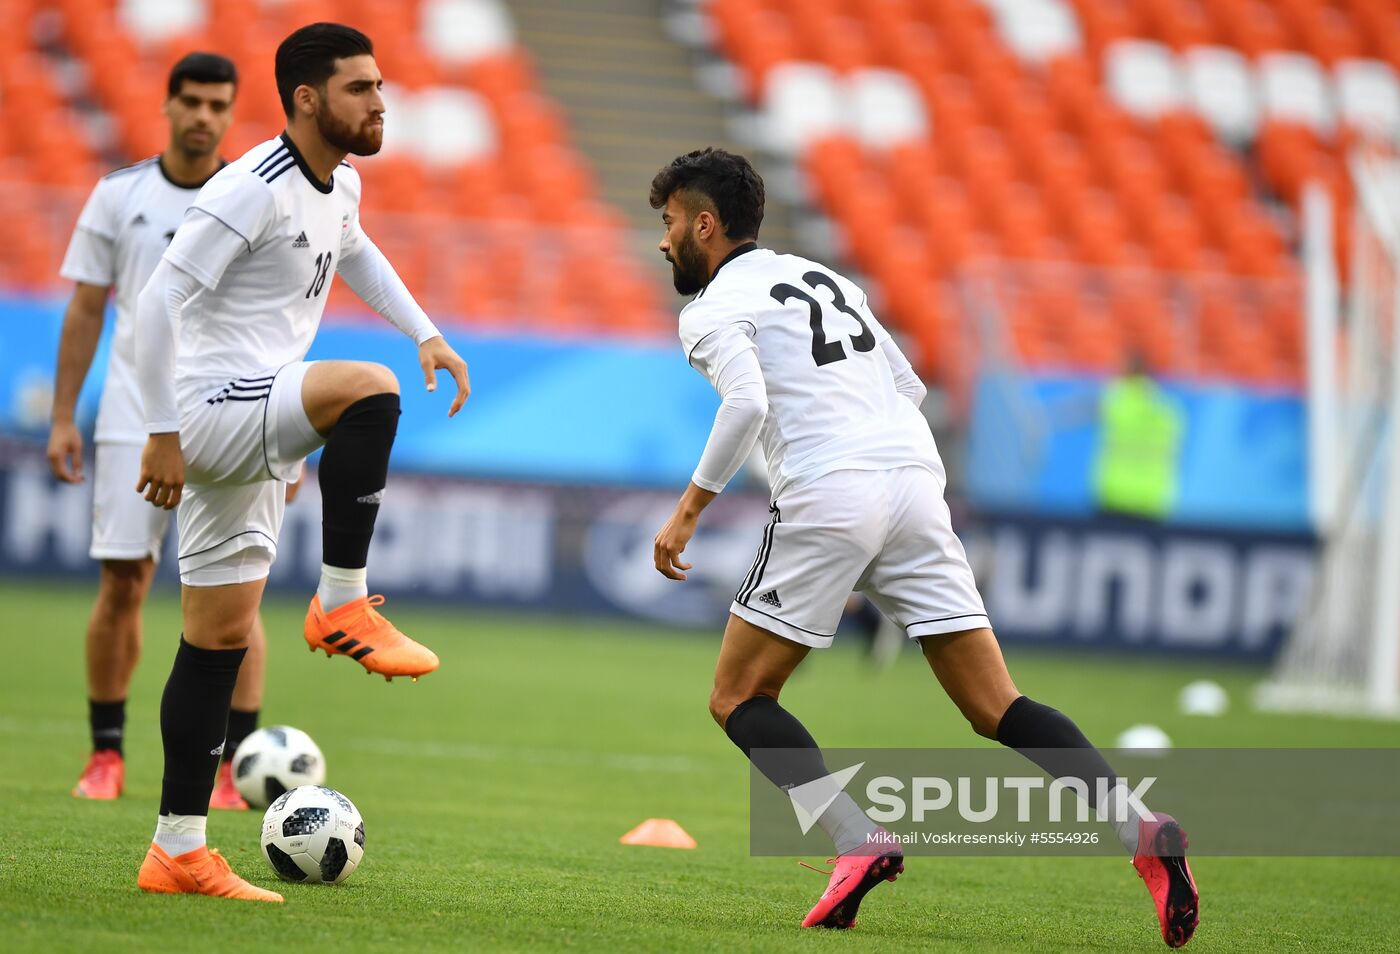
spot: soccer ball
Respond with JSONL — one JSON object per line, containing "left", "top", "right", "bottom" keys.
{"left": 232, "top": 725, "right": 326, "bottom": 808}
{"left": 260, "top": 785, "right": 365, "bottom": 884}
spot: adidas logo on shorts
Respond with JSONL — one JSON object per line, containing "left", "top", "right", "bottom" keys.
{"left": 292, "top": 230, "right": 310, "bottom": 248}
{"left": 758, "top": 589, "right": 782, "bottom": 609}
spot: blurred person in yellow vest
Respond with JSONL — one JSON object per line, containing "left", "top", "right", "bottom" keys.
{"left": 1093, "top": 353, "right": 1184, "bottom": 521}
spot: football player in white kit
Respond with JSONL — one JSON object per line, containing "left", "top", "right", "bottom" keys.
{"left": 49, "top": 53, "right": 275, "bottom": 810}
{"left": 131, "top": 24, "right": 469, "bottom": 902}
{"left": 649, "top": 149, "right": 1199, "bottom": 947}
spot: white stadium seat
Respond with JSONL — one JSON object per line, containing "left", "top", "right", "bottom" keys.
{"left": 1335, "top": 59, "right": 1400, "bottom": 138}
{"left": 1183, "top": 46, "right": 1259, "bottom": 144}
{"left": 410, "top": 87, "right": 497, "bottom": 166}
{"left": 376, "top": 83, "right": 497, "bottom": 166}
{"left": 846, "top": 68, "right": 929, "bottom": 149}
{"left": 420, "top": 0, "right": 515, "bottom": 65}
{"left": 761, "top": 62, "right": 843, "bottom": 156}
{"left": 1258, "top": 52, "right": 1334, "bottom": 133}
{"left": 982, "top": 0, "right": 1082, "bottom": 65}
{"left": 1104, "top": 40, "right": 1183, "bottom": 120}
{"left": 118, "top": 0, "right": 206, "bottom": 46}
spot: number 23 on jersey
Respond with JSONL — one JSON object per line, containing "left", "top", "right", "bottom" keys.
{"left": 770, "top": 270, "right": 876, "bottom": 367}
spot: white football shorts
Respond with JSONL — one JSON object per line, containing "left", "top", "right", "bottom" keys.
{"left": 176, "top": 361, "right": 323, "bottom": 584}
{"left": 730, "top": 466, "right": 990, "bottom": 648}
{"left": 91, "top": 441, "right": 172, "bottom": 563}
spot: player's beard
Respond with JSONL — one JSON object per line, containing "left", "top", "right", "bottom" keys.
{"left": 668, "top": 230, "right": 707, "bottom": 295}
{"left": 316, "top": 101, "right": 383, "bottom": 157}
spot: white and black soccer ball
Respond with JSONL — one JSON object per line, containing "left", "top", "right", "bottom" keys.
{"left": 260, "top": 785, "right": 365, "bottom": 884}
{"left": 232, "top": 725, "right": 326, "bottom": 809}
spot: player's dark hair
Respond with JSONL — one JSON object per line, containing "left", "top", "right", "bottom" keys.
{"left": 274, "top": 22, "right": 374, "bottom": 116}
{"left": 649, "top": 148, "right": 765, "bottom": 240}
{"left": 167, "top": 52, "right": 238, "bottom": 98}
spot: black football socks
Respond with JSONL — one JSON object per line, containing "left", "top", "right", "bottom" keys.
{"left": 89, "top": 698, "right": 125, "bottom": 756}
{"left": 995, "top": 695, "right": 1140, "bottom": 853}
{"left": 724, "top": 695, "right": 878, "bottom": 854}
{"left": 318, "top": 392, "right": 400, "bottom": 570}
{"left": 158, "top": 638, "right": 246, "bottom": 817}
{"left": 223, "top": 707, "right": 259, "bottom": 765}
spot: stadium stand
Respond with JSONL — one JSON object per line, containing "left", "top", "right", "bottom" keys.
{"left": 700, "top": 0, "right": 1400, "bottom": 390}
{"left": 8, "top": 0, "right": 1399, "bottom": 387}
{"left": 0, "top": 0, "right": 667, "bottom": 337}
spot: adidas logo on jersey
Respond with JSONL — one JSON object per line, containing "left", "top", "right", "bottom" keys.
{"left": 758, "top": 589, "right": 783, "bottom": 609}
{"left": 292, "top": 230, "right": 310, "bottom": 248}
{"left": 130, "top": 213, "right": 147, "bottom": 226}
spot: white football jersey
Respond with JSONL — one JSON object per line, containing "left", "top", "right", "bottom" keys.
{"left": 679, "top": 246, "right": 943, "bottom": 497}
{"left": 162, "top": 134, "right": 365, "bottom": 408}
{"left": 60, "top": 157, "right": 219, "bottom": 442}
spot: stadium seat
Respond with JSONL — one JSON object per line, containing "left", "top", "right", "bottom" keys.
{"left": 982, "top": 0, "right": 1082, "bottom": 65}
{"left": 419, "top": 0, "right": 514, "bottom": 66}
{"left": 760, "top": 61, "right": 845, "bottom": 157}
{"left": 1067, "top": 0, "right": 1140, "bottom": 58}
{"left": 1104, "top": 40, "right": 1185, "bottom": 120}
{"left": 1182, "top": 46, "right": 1259, "bottom": 144}
{"left": 118, "top": 0, "right": 207, "bottom": 47}
{"left": 846, "top": 68, "right": 929, "bottom": 150}
{"left": 400, "top": 86, "right": 497, "bottom": 167}
{"left": 1335, "top": 59, "right": 1400, "bottom": 139}
{"left": 1257, "top": 52, "right": 1335, "bottom": 134}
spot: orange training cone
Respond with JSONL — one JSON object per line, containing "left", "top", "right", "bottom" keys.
{"left": 619, "top": 818, "right": 697, "bottom": 849}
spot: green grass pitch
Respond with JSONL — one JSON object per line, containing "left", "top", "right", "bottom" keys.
{"left": 2, "top": 579, "right": 1398, "bottom": 953}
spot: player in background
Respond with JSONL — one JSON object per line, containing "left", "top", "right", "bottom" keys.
{"left": 49, "top": 52, "right": 280, "bottom": 811}
{"left": 649, "top": 149, "right": 1199, "bottom": 948}
{"left": 132, "top": 23, "right": 469, "bottom": 902}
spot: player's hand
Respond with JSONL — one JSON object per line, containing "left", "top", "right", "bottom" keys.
{"left": 47, "top": 419, "right": 84, "bottom": 483}
{"left": 419, "top": 335, "right": 470, "bottom": 417}
{"left": 137, "top": 433, "right": 185, "bottom": 510}
{"left": 285, "top": 463, "right": 305, "bottom": 503}
{"left": 654, "top": 506, "right": 698, "bottom": 581}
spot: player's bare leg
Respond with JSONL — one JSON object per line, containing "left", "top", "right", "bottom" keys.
{"left": 300, "top": 360, "right": 438, "bottom": 680}
{"left": 709, "top": 613, "right": 810, "bottom": 726}
{"left": 921, "top": 627, "right": 1198, "bottom": 947}
{"left": 73, "top": 558, "right": 154, "bottom": 799}
{"left": 139, "top": 578, "right": 282, "bottom": 901}
{"left": 917, "top": 627, "right": 1021, "bottom": 739}
{"left": 211, "top": 614, "right": 266, "bottom": 810}
{"left": 711, "top": 614, "right": 902, "bottom": 930}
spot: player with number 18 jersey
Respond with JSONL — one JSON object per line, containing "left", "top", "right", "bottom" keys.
{"left": 133, "top": 23, "right": 470, "bottom": 904}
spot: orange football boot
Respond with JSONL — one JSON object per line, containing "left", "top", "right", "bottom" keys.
{"left": 304, "top": 594, "right": 439, "bottom": 681}
{"left": 73, "top": 750, "right": 123, "bottom": 800}
{"left": 209, "top": 761, "right": 249, "bottom": 810}
{"left": 137, "top": 843, "right": 283, "bottom": 902}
